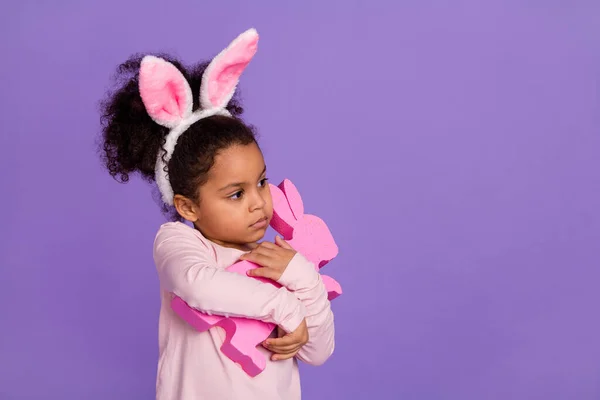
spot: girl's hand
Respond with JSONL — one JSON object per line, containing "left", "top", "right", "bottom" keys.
{"left": 263, "top": 318, "right": 309, "bottom": 361}
{"left": 240, "top": 236, "right": 296, "bottom": 281}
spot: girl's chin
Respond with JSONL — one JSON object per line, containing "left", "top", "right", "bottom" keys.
{"left": 246, "top": 229, "right": 267, "bottom": 242}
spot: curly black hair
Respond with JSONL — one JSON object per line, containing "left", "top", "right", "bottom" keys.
{"left": 98, "top": 54, "right": 258, "bottom": 221}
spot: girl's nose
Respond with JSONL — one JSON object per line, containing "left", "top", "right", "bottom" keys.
{"left": 249, "top": 189, "right": 266, "bottom": 211}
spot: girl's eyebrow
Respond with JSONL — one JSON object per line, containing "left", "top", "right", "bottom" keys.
{"left": 258, "top": 165, "right": 267, "bottom": 178}
{"left": 218, "top": 166, "right": 266, "bottom": 192}
{"left": 219, "top": 182, "right": 243, "bottom": 192}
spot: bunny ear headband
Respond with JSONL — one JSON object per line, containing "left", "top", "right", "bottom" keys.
{"left": 138, "top": 28, "right": 259, "bottom": 205}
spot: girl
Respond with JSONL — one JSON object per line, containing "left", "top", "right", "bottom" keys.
{"left": 98, "top": 29, "right": 335, "bottom": 399}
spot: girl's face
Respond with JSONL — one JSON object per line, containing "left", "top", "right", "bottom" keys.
{"left": 177, "top": 142, "right": 273, "bottom": 250}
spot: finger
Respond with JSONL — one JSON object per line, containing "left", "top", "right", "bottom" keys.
{"left": 246, "top": 266, "right": 278, "bottom": 280}
{"left": 271, "top": 348, "right": 302, "bottom": 359}
{"left": 257, "top": 241, "right": 278, "bottom": 250}
{"left": 245, "top": 244, "right": 277, "bottom": 257}
{"left": 262, "top": 337, "right": 302, "bottom": 353}
{"left": 275, "top": 236, "right": 294, "bottom": 250}
{"left": 240, "top": 251, "right": 273, "bottom": 268}
{"left": 267, "top": 342, "right": 303, "bottom": 354}
{"left": 263, "top": 334, "right": 301, "bottom": 350}
{"left": 265, "top": 334, "right": 297, "bottom": 348}
{"left": 251, "top": 246, "right": 276, "bottom": 257}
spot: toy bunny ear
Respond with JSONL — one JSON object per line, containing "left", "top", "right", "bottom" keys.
{"left": 269, "top": 183, "right": 297, "bottom": 239}
{"left": 321, "top": 275, "right": 342, "bottom": 301}
{"left": 278, "top": 179, "right": 304, "bottom": 220}
{"left": 139, "top": 56, "right": 193, "bottom": 128}
{"left": 200, "top": 28, "right": 259, "bottom": 110}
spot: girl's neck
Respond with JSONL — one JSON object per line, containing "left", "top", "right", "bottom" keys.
{"left": 192, "top": 222, "right": 255, "bottom": 252}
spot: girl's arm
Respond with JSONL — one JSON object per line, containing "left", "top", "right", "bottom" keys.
{"left": 277, "top": 252, "right": 335, "bottom": 366}
{"left": 153, "top": 224, "right": 306, "bottom": 334}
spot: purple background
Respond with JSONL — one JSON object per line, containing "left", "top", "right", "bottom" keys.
{"left": 2, "top": 1, "right": 599, "bottom": 399}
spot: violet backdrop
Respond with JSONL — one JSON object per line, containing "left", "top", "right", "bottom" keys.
{"left": 1, "top": 1, "right": 599, "bottom": 399}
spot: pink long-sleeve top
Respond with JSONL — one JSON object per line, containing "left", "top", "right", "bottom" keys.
{"left": 152, "top": 221, "right": 335, "bottom": 400}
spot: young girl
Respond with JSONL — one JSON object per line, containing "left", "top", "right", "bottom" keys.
{"left": 98, "top": 29, "right": 335, "bottom": 399}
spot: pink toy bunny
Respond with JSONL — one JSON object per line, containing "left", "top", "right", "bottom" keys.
{"left": 171, "top": 179, "right": 341, "bottom": 377}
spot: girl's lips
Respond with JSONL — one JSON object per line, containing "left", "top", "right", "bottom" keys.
{"left": 250, "top": 217, "right": 268, "bottom": 229}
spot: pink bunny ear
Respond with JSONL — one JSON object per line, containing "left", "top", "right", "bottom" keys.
{"left": 200, "top": 28, "right": 259, "bottom": 110}
{"left": 269, "top": 183, "right": 297, "bottom": 239}
{"left": 278, "top": 179, "right": 304, "bottom": 220}
{"left": 139, "top": 56, "right": 193, "bottom": 128}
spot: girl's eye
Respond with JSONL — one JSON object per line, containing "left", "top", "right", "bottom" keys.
{"left": 258, "top": 177, "right": 269, "bottom": 187}
{"left": 230, "top": 191, "right": 243, "bottom": 200}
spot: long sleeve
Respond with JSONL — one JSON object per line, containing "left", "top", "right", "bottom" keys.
{"left": 153, "top": 223, "right": 306, "bottom": 333}
{"left": 277, "top": 253, "right": 335, "bottom": 366}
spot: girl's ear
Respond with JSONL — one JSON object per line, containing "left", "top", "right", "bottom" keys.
{"left": 173, "top": 194, "right": 201, "bottom": 223}
{"left": 139, "top": 56, "right": 193, "bottom": 128}
{"left": 200, "top": 28, "right": 259, "bottom": 110}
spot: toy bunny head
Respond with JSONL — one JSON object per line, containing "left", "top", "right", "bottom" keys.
{"left": 269, "top": 179, "right": 338, "bottom": 269}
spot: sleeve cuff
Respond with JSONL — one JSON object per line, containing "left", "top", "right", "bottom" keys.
{"left": 277, "top": 290, "right": 307, "bottom": 333}
{"left": 278, "top": 252, "right": 319, "bottom": 291}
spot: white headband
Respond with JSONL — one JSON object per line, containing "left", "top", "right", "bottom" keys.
{"left": 138, "top": 28, "right": 259, "bottom": 205}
